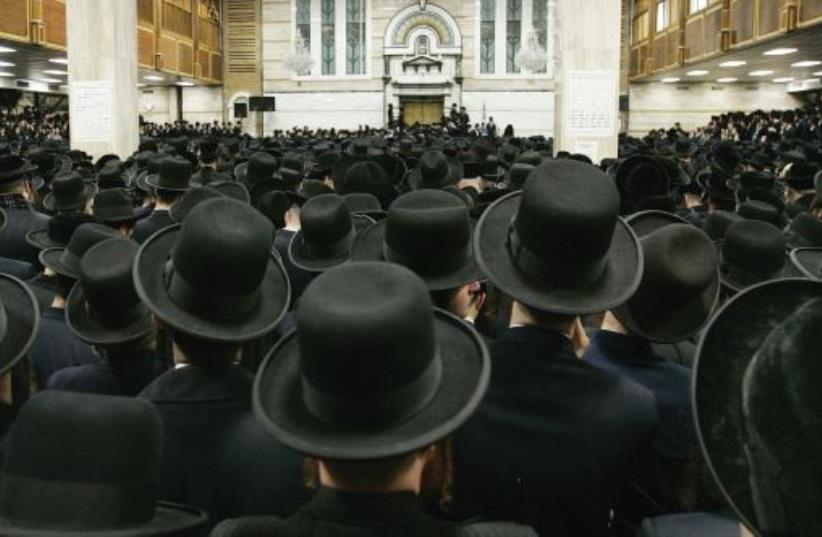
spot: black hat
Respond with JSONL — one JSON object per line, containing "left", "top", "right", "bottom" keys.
{"left": 0, "top": 391, "right": 207, "bottom": 535}
{"left": 736, "top": 200, "right": 782, "bottom": 228}
{"left": 93, "top": 188, "right": 140, "bottom": 224}
{"left": 96, "top": 160, "right": 127, "bottom": 190}
{"left": 253, "top": 261, "right": 490, "bottom": 460}
{"left": 475, "top": 160, "right": 642, "bottom": 315}
{"left": 670, "top": 137, "right": 697, "bottom": 158}
{"left": 0, "top": 274, "right": 39, "bottom": 375}
{"left": 614, "top": 211, "right": 718, "bottom": 343}
{"left": 696, "top": 168, "right": 735, "bottom": 203}
{"left": 94, "top": 153, "right": 121, "bottom": 171}
{"left": 0, "top": 155, "right": 38, "bottom": 185}
{"left": 134, "top": 155, "right": 165, "bottom": 193}
{"left": 169, "top": 186, "right": 224, "bottom": 224}
{"left": 351, "top": 190, "right": 482, "bottom": 291}
{"left": 720, "top": 220, "right": 787, "bottom": 292}
{"left": 289, "top": 194, "right": 373, "bottom": 273}
{"left": 245, "top": 152, "right": 278, "bottom": 185}
{"left": 710, "top": 140, "right": 741, "bottom": 175}
{"left": 785, "top": 161, "right": 818, "bottom": 191}
{"left": 790, "top": 248, "right": 822, "bottom": 280}
{"left": 40, "top": 223, "right": 119, "bottom": 279}
{"left": 145, "top": 157, "right": 192, "bottom": 192}
{"left": 784, "top": 212, "right": 822, "bottom": 249}
{"left": 693, "top": 279, "right": 822, "bottom": 532}
{"left": 343, "top": 192, "right": 383, "bottom": 217}
{"left": 43, "top": 171, "right": 98, "bottom": 213}
{"left": 408, "top": 150, "right": 463, "bottom": 190}
{"left": 702, "top": 210, "right": 744, "bottom": 242}
{"left": 727, "top": 170, "right": 775, "bottom": 191}
{"left": 616, "top": 156, "right": 671, "bottom": 214}
{"left": 66, "top": 238, "right": 153, "bottom": 345}
{"left": 26, "top": 213, "right": 97, "bottom": 251}
{"left": 211, "top": 180, "right": 250, "bottom": 203}
{"left": 506, "top": 163, "right": 534, "bottom": 191}
{"left": 134, "top": 198, "right": 290, "bottom": 342}
{"left": 339, "top": 161, "right": 397, "bottom": 209}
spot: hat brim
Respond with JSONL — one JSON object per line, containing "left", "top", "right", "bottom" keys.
{"left": 38, "top": 248, "right": 77, "bottom": 279}
{"left": 0, "top": 275, "right": 39, "bottom": 375}
{"left": 475, "top": 191, "right": 643, "bottom": 315}
{"left": 0, "top": 501, "right": 207, "bottom": 536}
{"left": 407, "top": 158, "right": 463, "bottom": 191}
{"left": 790, "top": 248, "right": 822, "bottom": 280}
{"left": 25, "top": 229, "right": 63, "bottom": 251}
{"left": 133, "top": 225, "right": 291, "bottom": 342}
{"left": 0, "top": 164, "right": 39, "bottom": 185}
{"left": 692, "top": 278, "right": 822, "bottom": 532}
{"left": 253, "top": 308, "right": 490, "bottom": 460}
{"left": 42, "top": 184, "right": 97, "bottom": 213}
{"left": 134, "top": 172, "right": 154, "bottom": 193}
{"left": 288, "top": 216, "right": 373, "bottom": 273}
{"left": 65, "top": 283, "right": 154, "bottom": 346}
{"left": 144, "top": 175, "right": 189, "bottom": 192}
{"left": 350, "top": 220, "right": 484, "bottom": 291}
{"left": 719, "top": 247, "right": 790, "bottom": 293}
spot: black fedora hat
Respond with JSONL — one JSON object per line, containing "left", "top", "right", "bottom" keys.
{"left": 96, "top": 160, "right": 127, "bottom": 190}
{"left": 616, "top": 156, "right": 670, "bottom": 215}
{"left": 169, "top": 186, "right": 224, "bottom": 223}
{"left": 0, "top": 391, "right": 207, "bottom": 535}
{"left": 134, "top": 155, "right": 165, "bottom": 193}
{"left": 720, "top": 220, "right": 787, "bottom": 292}
{"left": 790, "top": 248, "right": 822, "bottom": 280}
{"left": 736, "top": 200, "right": 782, "bottom": 228}
{"left": 289, "top": 194, "right": 373, "bottom": 273}
{"left": 42, "top": 171, "right": 97, "bottom": 213}
{"left": 134, "top": 198, "right": 290, "bottom": 342}
{"left": 245, "top": 152, "right": 278, "bottom": 185}
{"left": 66, "top": 238, "right": 153, "bottom": 346}
{"left": 343, "top": 192, "right": 383, "bottom": 217}
{"left": 145, "top": 157, "right": 192, "bottom": 192}
{"left": 0, "top": 155, "right": 38, "bottom": 185}
{"left": 784, "top": 212, "right": 822, "bottom": 249}
{"left": 40, "top": 223, "right": 119, "bottom": 279}
{"left": 93, "top": 188, "right": 140, "bottom": 225}
{"left": 351, "top": 190, "right": 482, "bottom": 291}
{"left": 692, "top": 278, "right": 822, "bottom": 532}
{"left": 407, "top": 150, "right": 463, "bottom": 190}
{"left": 0, "top": 274, "right": 40, "bottom": 375}
{"left": 339, "top": 161, "right": 397, "bottom": 209}
{"left": 210, "top": 180, "right": 250, "bottom": 203}
{"left": 506, "top": 163, "right": 535, "bottom": 191}
{"left": 253, "top": 261, "right": 490, "bottom": 460}
{"left": 670, "top": 137, "right": 697, "bottom": 158}
{"left": 475, "top": 159, "right": 642, "bottom": 315}
{"left": 614, "top": 211, "right": 719, "bottom": 343}
{"left": 702, "top": 210, "right": 744, "bottom": 242}
{"left": 26, "top": 213, "right": 97, "bottom": 251}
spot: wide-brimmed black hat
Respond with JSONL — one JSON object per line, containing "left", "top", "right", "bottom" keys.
{"left": 26, "top": 214, "right": 97, "bottom": 251}
{"left": 0, "top": 155, "right": 38, "bottom": 186}
{"left": 784, "top": 212, "right": 822, "bottom": 249}
{"left": 93, "top": 188, "right": 140, "bottom": 225}
{"left": 505, "top": 163, "right": 534, "bottom": 191}
{"left": 253, "top": 261, "right": 490, "bottom": 460}
{"left": 338, "top": 161, "right": 397, "bottom": 209}
{"left": 169, "top": 186, "right": 224, "bottom": 223}
{"left": 66, "top": 238, "right": 153, "bottom": 346}
{"left": 615, "top": 156, "right": 671, "bottom": 214}
{"left": 40, "top": 223, "right": 119, "bottom": 279}
{"left": 709, "top": 140, "right": 741, "bottom": 175}
{"left": 720, "top": 220, "right": 787, "bottom": 292}
{"left": 43, "top": 171, "right": 98, "bottom": 213}
{"left": 670, "top": 137, "right": 698, "bottom": 158}
{"left": 0, "top": 391, "right": 207, "bottom": 535}
{"left": 351, "top": 190, "right": 482, "bottom": 291}
{"left": 211, "top": 180, "right": 250, "bottom": 203}
{"left": 343, "top": 192, "right": 383, "bottom": 217}
{"left": 133, "top": 155, "right": 165, "bottom": 193}
{"left": 785, "top": 161, "right": 818, "bottom": 191}
{"left": 145, "top": 157, "right": 192, "bottom": 192}
{"left": 614, "top": 211, "right": 719, "bottom": 343}
{"left": 134, "top": 198, "right": 290, "bottom": 342}
{"left": 693, "top": 278, "right": 822, "bottom": 532}
{"left": 96, "top": 160, "right": 128, "bottom": 190}
{"left": 245, "top": 152, "right": 278, "bottom": 185}
{"left": 702, "top": 210, "right": 744, "bottom": 242}
{"left": 475, "top": 160, "right": 642, "bottom": 315}
{"left": 736, "top": 200, "right": 782, "bottom": 228}
{"left": 0, "top": 274, "right": 39, "bottom": 375}
{"left": 790, "top": 248, "right": 822, "bottom": 280}
{"left": 407, "top": 150, "right": 463, "bottom": 190}
{"left": 289, "top": 194, "right": 373, "bottom": 273}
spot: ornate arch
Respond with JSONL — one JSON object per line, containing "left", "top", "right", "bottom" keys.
{"left": 383, "top": 3, "right": 462, "bottom": 55}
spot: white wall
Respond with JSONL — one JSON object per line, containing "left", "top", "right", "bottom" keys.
{"left": 181, "top": 86, "right": 224, "bottom": 124}
{"left": 262, "top": 91, "right": 384, "bottom": 133}
{"left": 139, "top": 87, "right": 174, "bottom": 125}
{"left": 462, "top": 90, "right": 554, "bottom": 137}
{"left": 628, "top": 82, "right": 803, "bottom": 136}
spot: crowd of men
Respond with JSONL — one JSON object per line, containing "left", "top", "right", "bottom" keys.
{"left": 0, "top": 109, "right": 68, "bottom": 145}
{"left": 0, "top": 102, "right": 820, "bottom": 537}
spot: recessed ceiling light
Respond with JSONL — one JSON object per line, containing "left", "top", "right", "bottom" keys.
{"left": 43, "top": 70, "right": 67, "bottom": 75}
{"left": 773, "top": 77, "right": 795, "bottom": 83}
{"left": 749, "top": 70, "right": 774, "bottom": 76}
{"left": 176, "top": 81, "right": 194, "bottom": 86}
{"left": 661, "top": 77, "right": 680, "bottom": 83}
{"left": 687, "top": 70, "right": 709, "bottom": 76}
{"left": 717, "top": 77, "right": 738, "bottom": 83}
{"left": 144, "top": 75, "right": 164, "bottom": 81}
{"left": 720, "top": 61, "right": 746, "bottom": 67}
{"left": 764, "top": 48, "right": 798, "bottom": 56}
{"left": 815, "top": 71, "right": 822, "bottom": 76}
{"left": 49, "top": 58, "right": 68, "bottom": 65}
{"left": 137, "top": 83, "right": 146, "bottom": 87}
{"left": 0, "top": 61, "right": 14, "bottom": 67}
{"left": 802, "top": 78, "right": 821, "bottom": 83}
{"left": 0, "top": 47, "right": 15, "bottom": 53}
{"left": 39, "top": 78, "right": 61, "bottom": 83}
{"left": 791, "top": 60, "right": 822, "bottom": 68}
{"left": 0, "top": 72, "right": 14, "bottom": 77}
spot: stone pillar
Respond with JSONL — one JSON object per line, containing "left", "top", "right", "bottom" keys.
{"left": 66, "top": 0, "right": 139, "bottom": 160}
{"left": 553, "top": 0, "right": 621, "bottom": 163}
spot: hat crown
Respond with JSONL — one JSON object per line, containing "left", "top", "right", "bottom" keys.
{"left": 508, "top": 163, "right": 534, "bottom": 189}
{"left": 65, "top": 223, "right": 119, "bottom": 260}
{"left": 248, "top": 152, "right": 278, "bottom": 178}
{"left": 723, "top": 220, "right": 786, "bottom": 273}
{"left": 0, "top": 391, "right": 161, "bottom": 529}
{"left": 80, "top": 239, "right": 142, "bottom": 313}
{"left": 93, "top": 188, "right": 132, "bottom": 214}
{"left": 789, "top": 213, "right": 822, "bottom": 245}
{"left": 703, "top": 210, "right": 744, "bottom": 241}
{"left": 419, "top": 151, "right": 450, "bottom": 184}
{"left": 157, "top": 157, "right": 192, "bottom": 189}
{"left": 637, "top": 225, "right": 716, "bottom": 303}
{"left": 297, "top": 262, "right": 439, "bottom": 429}
{"left": 301, "top": 194, "right": 353, "bottom": 244}
{"left": 51, "top": 171, "right": 84, "bottom": 199}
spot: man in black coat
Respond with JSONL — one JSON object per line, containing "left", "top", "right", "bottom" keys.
{"left": 133, "top": 157, "right": 191, "bottom": 243}
{"left": 134, "top": 198, "right": 305, "bottom": 526}
{"left": 0, "top": 155, "right": 49, "bottom": 264}
{"left": 453, "top": 160, "right": 658, "bottom": 536}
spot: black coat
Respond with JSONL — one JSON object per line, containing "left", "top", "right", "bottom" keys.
{"left": 452, "top": 326, "right": 658, "bottom": 537}
{"left": 211, "top": 487, "right": 537, "bottom": 537}
{"left": 133, "top": 208, "right": 174, "bottom": 243}
{"left": 47, "top": 350, "right": 162, "bottom": 396}
{"left": 273, "top": 229, "right": 313, "bottom": 306}
{"left": 30, "top": 307, "right": 100, "bottom": 388}
{"left": 0, "top": 195, "right": 49, "bottom": 264}
{"left": 139, "top": 364, "right": 307, "bottom": 526}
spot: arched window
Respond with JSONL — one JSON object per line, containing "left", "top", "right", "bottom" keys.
{"left": 415, "top": 35, "right": 430, "bottom": 56}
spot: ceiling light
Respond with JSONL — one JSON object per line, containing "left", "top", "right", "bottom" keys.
{"left": 49, "top": 58, "right": 68, "bottom": 65}
{"left": 0, "top": 72, "right": 14, "bottom": 77}
{"left": 43, "top": 69, "right": 67, "bottom": 75}
{"left": 720, "top": 61, "right": 746, "bottom": 67}
{"left": 0, "top": 61, "right": 14, "bottom": 67}
{"left": 39, "top": 78, "right": 61, "bottom": 83}
{"left": 0, "top": 47, "right": 15, "bottom": 53}
{"left": 661, "top": 77, "right": 680, "bottom": 83}
{"left": 137, "top": 83, "right": 146, "bottom": 87}
{"left": 764, "top": 48, "right": 798, "bottom": 56}
{"left": 176, "top": 81, "right": 194, "bottom": 86}
{"left": 791, "top": 60, "right": 822, "bottom": 68}
{"left": 144, "top": 75, "right": 164, "bottom": 81}
{"left": 717, "top": 77, "right": 738, "bottom": 83}
{"left": 687, "top": 70, "right": 709, "bottom": 76}
{"left": 815, "top": 71, "right": 822, "bottom": 76}
{"left": 749, "top": 70, "right": 774, "bottom": 77}
{"left": 773, "top": 77, "right": 795, "bottom": 83}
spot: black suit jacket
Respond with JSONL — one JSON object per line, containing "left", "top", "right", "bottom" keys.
{"left": 0, "top": 195, "right": 49, "bottom": 264}
{"left": 212, "top": 488, "right": 536, "bottom": 537}
{"left": 273, "top": 229, "right": 313, "bottom": 306}
{"left": 31, "top": 307, "right": 100, "bottom": 388}
{"left": 452, "top": 326, "right": 658, "bottom": 537}
{"left": 139, "top": 364, "right": 307, "bottom": 526}
{"left": 133, "top": 208, "right": 174, "bottom": 243}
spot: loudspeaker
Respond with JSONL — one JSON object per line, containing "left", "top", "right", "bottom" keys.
{"left": 234, "top": 102, "right": 248, "bottom": 118}
{"left": 249, "top": 96, "right": 276, "bottom": 112}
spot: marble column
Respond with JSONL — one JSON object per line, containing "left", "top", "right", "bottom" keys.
{"left": 66, "top": 0, "right": 139, "bottom": 161}
{"left": 553, "top": 0, "right": 621, "bottom": 163}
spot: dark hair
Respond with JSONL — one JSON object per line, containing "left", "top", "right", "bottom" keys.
{"left": 169, "top": 329, "right": 241, "bottom": 367}
{"left": 429, "top": 287, "right": 460, "bottom": 311}
{"left": 322, "top": 449, "right": 423, "bottom": 490}
{"left": 54, "top": 273, "right": 76, "bottom": 299}
{"left": 156, "top": 188, "right": 184, "bottom": 205}
{"left": 519, "top": 302, "right": 577, "bottom": 327}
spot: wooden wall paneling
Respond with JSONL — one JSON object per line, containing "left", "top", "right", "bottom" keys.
{"left": 799, "top": 0, "right": 822, "bottom": 23}
{"left": 653, "top": 36, "right": 666, "bottom": 70}
{"left": 162, "top": 1, "right": 193, "bottom": 38}
{"left": 731, "top": 0, "right": 754, "bottom": 44}
{"left": 758, "top": 0, "right": 781, "bottom": 35}
{"left": 210, "top": 52, "right": 222, "bottom": 81}
{"left": 630, "top": 46, "right": 640, "bottom": 77}
{"left": 198, "top": 48, "right": 210, "bottom": 78}
{"left": 158, "top": 35, "right": 179, "bottom": 72}
{"left": 0, "top": 0, "right": 30, "bottom": 41}
{"left": 685, "top": 16, "right": 704, "bottom": 60}
{"left": 138, "top": 0, "right": 155, "bottom": 24}
{"left": 178, "top": 41, "right": 194, "bottom": 76}
{"left": 42, "top": 0, "right": 66, "bottom": 49}
{"left": 666, "top": 29, "right": 678, "bottom": 67}
{"left": 138, "top": 26, "right": 156, "bottom": 68}
{"left": 704, "top": 6, "right": 721, "bottom": 55}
